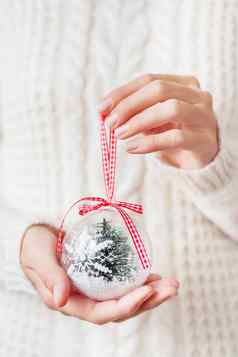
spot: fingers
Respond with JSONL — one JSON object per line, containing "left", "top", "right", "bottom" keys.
{"left": 112, "top": 285, "right": 155, "bottom": 321}
{"left": 24, "top": 267, "right": 56, "bottom": 309}
{"left": 104, "top": 80, "right": 205, "bottom": 131}
{"left": 98, "top": 74, "right": 155, "bottom": 115}
{"left": 60, "top": 275, "right": 160, "bottom": 324}
{"left": 24, "top": 259, "right": 71, "bottom": 309}
{"left": 150, "top": 74, "right": 200, "bottom": 88}
{"left": 90, "top": 285, "right": 154, "bottom": 324}
{"left": 148, "top": 277, "right": 180, "bottom": 289}
{"left": 115, "top": 277, "right": 179, "bottom": 322}
{"left": 126, "top": 130, "right": 186, "bottom": 154}
{"left": 35, "top": 252, "right": 71, "bottom": 308}
{"left": 99, "top": 74, "right": 200, "bottom": 115}
{"left": 145, "top": 273, "right": 162, "bottom": 283}
{"left": 59, "top": 294, "right": 98, "bottom": 320}
{"left": 136, "top": 278, "right": 179, "bottom": 313}
{"left": 114, "top": 99, "right": 196, "bottom": 140}
{"left": 60, "top": 276, "right": 177, "bottom": 325}
{"left": 60, "top": 285, "right": 154, "bottom": 325}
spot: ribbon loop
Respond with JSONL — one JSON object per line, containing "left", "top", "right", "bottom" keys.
{"left": 57, "top": 115, "right": 151, "bottom": 269}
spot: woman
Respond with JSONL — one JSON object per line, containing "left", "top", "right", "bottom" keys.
{"left": 1, "top": 1, "right": 238, "bottom": 356}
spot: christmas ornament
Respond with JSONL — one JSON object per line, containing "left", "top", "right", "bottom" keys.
{"left": 56, "top": 113, "right": 152, "bottom": 301}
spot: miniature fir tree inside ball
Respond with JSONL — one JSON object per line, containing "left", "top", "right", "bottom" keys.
{"left": 60, "top": 208, "right": 151, "bottom": 301}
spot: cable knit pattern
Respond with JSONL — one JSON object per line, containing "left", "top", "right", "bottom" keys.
{"left": 1, "top": 1, "right": 238, "bottom": 356}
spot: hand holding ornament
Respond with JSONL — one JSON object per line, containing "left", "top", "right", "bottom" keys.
{"left": 20, "top": 224, "right": 179, "bottom": 324}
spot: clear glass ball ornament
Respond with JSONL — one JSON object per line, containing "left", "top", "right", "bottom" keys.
{"left": 60, "top": 207, "right": 152, "bottom": 301}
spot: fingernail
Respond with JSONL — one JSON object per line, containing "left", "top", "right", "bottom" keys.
{"left": 166, "top": 279, "right": 180, "bottom": 289}
{"left": 164, "top": 279, "right": 180, "bottom": 289}
{"left": 156, "top": 285, "right": 178, "bottom": 298}
{"left": 126, "top": 140, "right": 139, "bottom": 152}
{"left": 114, "top": 125, "right": 127, "bottom": 139}
{"left": 106, "top": 112, "right": 118, "bottom": 129}
{"left": 170, "top": 292, "right": 179, "bottom": 300}
{"left": 53, "top": 284, "right": 65, "bottom": 307}
{"left": 98, "top": 98, "right": 112, "bottom": 115}
{"left": 153, "top": 279, "right": 180, "bottom": 289}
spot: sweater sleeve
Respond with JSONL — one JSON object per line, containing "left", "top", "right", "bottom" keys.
{"left": 149, "top": 134, "right": 238, "bottom": 241}
{"left": 0, "top": 199, "right": 37, "bottom": 294}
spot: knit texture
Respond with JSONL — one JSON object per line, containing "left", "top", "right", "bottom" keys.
{"left": 1, "top": 1, "right": 238, "bottom": 356}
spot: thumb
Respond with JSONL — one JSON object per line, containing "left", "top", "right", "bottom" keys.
{"left": 40, "top": 262, "right": 71, "bottom": 308}
{"left": 22, "top": 225, "right": 71, "bottom": 308}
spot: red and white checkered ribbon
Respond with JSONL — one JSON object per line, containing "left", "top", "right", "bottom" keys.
{"left": 56, "top": 114, "right": 151, "bottom": 270}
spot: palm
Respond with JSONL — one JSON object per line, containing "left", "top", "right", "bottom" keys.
{"left": 22, "top": 226, "right": 179, "bottom": 325}
{"left": 61, "top": 274, "right": 178, "bottom": 324}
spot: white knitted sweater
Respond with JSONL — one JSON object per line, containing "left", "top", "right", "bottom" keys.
{"left": 1, "top": 1, "right": 238, "bottom": 356}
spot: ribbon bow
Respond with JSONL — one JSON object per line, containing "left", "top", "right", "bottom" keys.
{"left": 56, "top": 114, "right": 151, "bottom": 270}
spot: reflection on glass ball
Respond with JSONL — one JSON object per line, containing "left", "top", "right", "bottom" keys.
{"left": 61, "top": 208, "right": 152, "bottom": 301}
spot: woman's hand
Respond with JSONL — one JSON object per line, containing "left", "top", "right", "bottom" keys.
{"left": 99, "top": 74, "right": 219, "bottom": 169}
{"left": 20, "top": 225, "right": 179, "bottom": 325}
